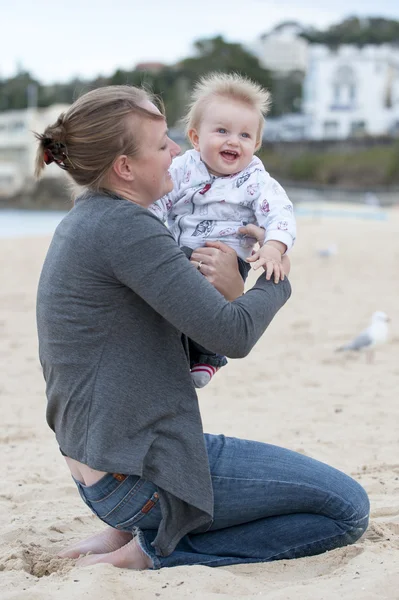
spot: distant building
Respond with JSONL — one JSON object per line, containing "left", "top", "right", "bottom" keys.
{"left": 254, "top": 23, "right": 308, "bottom": 74}
{"left": 302, "top": 44, "right": 399, "bottom": 139}
{"left": 0, "top": 104, "right": 70, "bottom": 197}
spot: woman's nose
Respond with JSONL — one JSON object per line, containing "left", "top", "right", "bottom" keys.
{"left": 170, "top": 139, "right": 181, "bottom": 157}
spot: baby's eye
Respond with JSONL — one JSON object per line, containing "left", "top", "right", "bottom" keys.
{"left": 217, "top": 128, "right": 227, "bottom": 134}
{"left": 241, "top": 132, "right": 251, "bottom": 139}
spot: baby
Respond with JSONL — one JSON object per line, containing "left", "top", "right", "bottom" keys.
{"left": 149, "top": 72, "right": 296, "bottom": 388}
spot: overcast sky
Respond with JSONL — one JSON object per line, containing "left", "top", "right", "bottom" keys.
{"left": 2, "top": 0, "right": 399, "bottom": 83}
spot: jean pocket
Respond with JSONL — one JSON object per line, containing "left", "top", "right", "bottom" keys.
{"left": 113, "top": 490, "right": 161, "bottom": 531}
{"left": 80, "top": 476, "right": 161, "bottom": 531}
{"left": 76, "top": 474, "right": 137, "bottom": 513}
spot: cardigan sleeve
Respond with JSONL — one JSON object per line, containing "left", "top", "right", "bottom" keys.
{"left": 101, "top": 202, "right": 292, "bottom": 358}
{"left": 252, "top": 168, "right": 296, "bottom": 252}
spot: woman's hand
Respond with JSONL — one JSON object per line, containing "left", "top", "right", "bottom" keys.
{"left": 281, "top": 254, "right": 291, "bottom": 277}
{"left": 190, "top": 241, "right": 244, "bottom": 301}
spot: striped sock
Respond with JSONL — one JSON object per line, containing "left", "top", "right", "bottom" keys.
{"left": 190, "top": 364, "right": 219, "bottom": 388}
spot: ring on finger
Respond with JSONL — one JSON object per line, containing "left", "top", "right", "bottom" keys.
{"left": 197, "top": 260, "right": 203, "bottom": 271}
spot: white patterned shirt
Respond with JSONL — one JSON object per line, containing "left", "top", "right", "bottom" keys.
{"left": 149, "top": 149, "right": 296, "bottom": 260}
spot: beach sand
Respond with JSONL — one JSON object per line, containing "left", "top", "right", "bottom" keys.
{"left": 1, "top": 204, "right": 398, "bottom": 599}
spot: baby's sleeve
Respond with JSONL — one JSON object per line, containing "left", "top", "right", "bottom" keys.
{"left": 252, "top": 167, "right": 296, "bottom": 252}
{"left": 148, "top": 154, "right": 187, "bottom": 221}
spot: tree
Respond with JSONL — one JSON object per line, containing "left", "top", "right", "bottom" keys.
{"left": 179, "top": 35, "right": 273, "bottom": 91}
{"left": 271, "top": 71, "right": 304, "bottom": 115}
{"left": 301, "top": 17, "right": 399, "bottom": 47}
{"left": 0, "top": 71, "right": 41, "bottom": 110}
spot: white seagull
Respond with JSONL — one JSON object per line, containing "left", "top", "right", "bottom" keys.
{"left": 318, "top": 243, "right": 338, "bottom": 258}
{"left": 336, "top": 311, "right": 390, "bottom": 362}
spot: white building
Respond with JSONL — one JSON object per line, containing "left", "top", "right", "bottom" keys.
{"left": 253, "top": 23, "right": 308, "bottom": 74}
{"left": 0, "top": 104, "right": 70, "bottom": 197}
{"left": 303, "top": 44, "right": 399, "bottom": 139}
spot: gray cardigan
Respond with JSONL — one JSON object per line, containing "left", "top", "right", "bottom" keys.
{"left": 36, "top": 191, "right": 291, "bottom": 557}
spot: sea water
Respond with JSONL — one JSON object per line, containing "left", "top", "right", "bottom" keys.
{"left": 0, "top": 209, "right": 68, "bottom": 239}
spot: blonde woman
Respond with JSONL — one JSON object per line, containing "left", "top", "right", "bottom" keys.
{"left": 35, "top": 85, "right": 369, "bottom": 570}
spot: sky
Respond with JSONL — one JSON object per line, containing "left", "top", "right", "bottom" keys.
{"left": 2, "top": 0, "right": 399, "bottom": 84}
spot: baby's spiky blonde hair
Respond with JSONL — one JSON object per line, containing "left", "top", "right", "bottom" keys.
{"left": 183, "top": 72, "right": 272, "bottom": 150}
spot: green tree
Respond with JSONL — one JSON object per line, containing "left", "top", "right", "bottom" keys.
{"left": 0, "top": 71, "right": 41, "bottom": 110}
{"left": 179, "top": 35, "right": 272, "bottom": 90}
{"left": 270, "top": 71, "right": 304, "bottom": 116}
{"left": 0, "top": 34, "right": 287, "bottom": 120}
{"left": 301, "top": 16, "right": 399, "bottom": 47}
{"left": 162, "top": 35, "right": 274, "bottom": 121}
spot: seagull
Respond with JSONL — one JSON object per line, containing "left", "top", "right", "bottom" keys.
{"left": 335, "top": 311, "right": 390, "bottom": 362}
{"left": 318, "top": 243, "right": 338, "bottom": 258}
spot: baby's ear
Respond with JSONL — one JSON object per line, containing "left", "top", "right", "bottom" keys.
{"left": 188, "top": 128, "right": 200, "bottom": 151}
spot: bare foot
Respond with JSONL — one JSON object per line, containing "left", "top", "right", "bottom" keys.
{"left": 76, "top": 536, "right": 152, "bottom": 569}
{"left": 58, "top": 527, "right": 133, "bottom": 558}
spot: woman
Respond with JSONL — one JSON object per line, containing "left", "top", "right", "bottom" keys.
{"left": 35, "top": 85, "right": 369, "bottom": 570}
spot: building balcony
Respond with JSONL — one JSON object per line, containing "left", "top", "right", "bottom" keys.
{"left": 329, "top": 104, "right": 356, "bottom": 111}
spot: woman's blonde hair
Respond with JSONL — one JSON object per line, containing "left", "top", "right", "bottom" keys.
{"left": 183, "top": 72, "right": 272, "bottom": 150}
{"left": 34, "top": 85, "right": 164, "bottom": 191}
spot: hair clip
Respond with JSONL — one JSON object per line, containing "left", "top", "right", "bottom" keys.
{"left": 42, "top": 140, "right": 70, "bottom": 170}
{"left": 43, "top": 149, "right": 55, "bottom": 165}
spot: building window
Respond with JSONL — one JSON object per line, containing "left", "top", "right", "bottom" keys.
{"left": 350, "top": 121, "right": 367, "bottom": 137}
{"left": 390, "top": 120, "right": 399, "bottom": 136}
{"left": 324, "top": 121, "right": 339, "bottom": 138}
{"left": 333, "top": 84, "right": 341, "bottom": 104}
{"left": 331, "top": 65, "right": 357, "bottom": 110}
{"left": 10, "top": 121, "right": 25, "bottom": 131}
{"left": 384, "top": 65, "right": 395, "bottom": 109}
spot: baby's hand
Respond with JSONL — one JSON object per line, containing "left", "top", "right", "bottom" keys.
{"left": 247, "top": 243, "right": 284, "bottom": 283}
{"left": 237, "top": 224, "right": 266, "bottom": 246}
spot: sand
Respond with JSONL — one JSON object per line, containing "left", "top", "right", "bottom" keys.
{"left": 0, "top": 203, "right": 398, "bottom": 599}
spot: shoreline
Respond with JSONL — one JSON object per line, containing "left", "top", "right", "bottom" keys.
{"left": 1, "top": 185, "right": 398, "bottom": 212}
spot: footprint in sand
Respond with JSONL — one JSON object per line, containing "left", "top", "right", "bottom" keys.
{"left": 364, "top": 521, "right": 399, "bottom": 547}
{"left": 364, "top": 522, "right": 387, "bottom": 542}
{"left": 234, "top": 544, "right": 364, "bottom": 582}
{"left": 0, "top": 544, "right": 73, "bottom": 577}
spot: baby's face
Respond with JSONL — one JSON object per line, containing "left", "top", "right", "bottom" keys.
{"left": 189, "top": 98, "right": 260, "bottom": 177}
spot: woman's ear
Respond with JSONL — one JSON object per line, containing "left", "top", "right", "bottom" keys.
{"left": 112, "top": 155, "right": 135, "bottom": 181}
{"left": 188, "top": 128, "right": 200, "bottom": 151}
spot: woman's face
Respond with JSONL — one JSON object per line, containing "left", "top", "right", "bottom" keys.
{"left": 129, "top": 102, "right": 181, "bottom": 206}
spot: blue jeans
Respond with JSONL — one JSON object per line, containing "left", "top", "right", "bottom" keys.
{"left": 74, "top": 434, "right": 370, "bottom": 569}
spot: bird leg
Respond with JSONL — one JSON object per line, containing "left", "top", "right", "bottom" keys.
{"left": 366, "top": 349, "right": 375, "bottom": 364}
